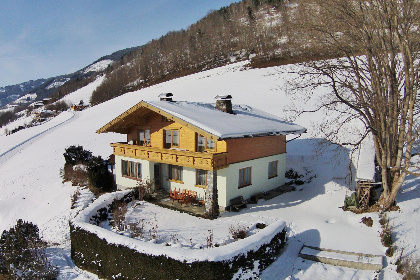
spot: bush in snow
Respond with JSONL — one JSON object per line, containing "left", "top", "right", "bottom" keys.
{"left": 63, "top": 145, "right": 92, "bottom": 165}
{"left": 87, "top": 155, "right": 114, "bottom": 192}
{"left": 110, "top": 200, "right": 128, "bottom": 232}
{"left": 0, "top": 219, "right": 58, "bottom": 279}
{"left": 62, "top": 163, "right": 89, "bottom": 186}
{"left": 136, "top": 179, "right": 154, "bottom": 201}
{"left": 229, "top": 224, "right": 248, "bottom": 240}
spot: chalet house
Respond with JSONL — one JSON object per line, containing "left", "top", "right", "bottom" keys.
{"left": 97, "top": 94, "right": 306, "bottom": 211}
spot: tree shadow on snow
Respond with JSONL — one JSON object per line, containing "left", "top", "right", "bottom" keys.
{"left": 260, "top": 228, "right": 321, "bottom": 279}
{"left": 394, "top": 173, "right": 420, "bottom": 204}
{"left": 233, "top": 138, "right": 357, "bottom": 214}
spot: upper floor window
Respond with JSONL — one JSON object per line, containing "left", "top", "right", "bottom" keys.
{"left": 138, "top": 129, "right": 151, "bottom": 146}
{"left": 165, "top": 129, "right": 179, "bottom": 148}
{"left": 197, "top": 134, "right": 215, "bottom": 152}
{"left": 238, "top": 167, "right": 252, "bottom": 188}
{"left": 268, "top": 160, "right": 278, "bottom": 179}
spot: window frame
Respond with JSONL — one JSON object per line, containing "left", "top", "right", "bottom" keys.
{"left": 268, "top": 160, "right": 278, "bottom": 179}
{"left": 195, "top": 169, "right": 207, "bottom": 188}
{"left": 196, "top": 134, "right": 216, "bottom": 152}
{"left": 238, "top": 166, "right": 252, "bottom": 188}
{"left": 168, "top": 164, "right": 183, "bottom": 183}
{"left": 121, "top": 159, "right": 142, "bottom": 181}
{"left": 165, "top": 129, "right": 180, "bottom": 149}
{"left": 138, "top": 128, "right": 151, "bottom": 146}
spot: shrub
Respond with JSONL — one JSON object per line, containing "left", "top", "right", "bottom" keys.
{"left": 361, "top": 216, "right": 373, "bottom": 227}
{"left": 87, "top": 156, "right": 114, "bottom": 192}
{"left": 396, "top": 252, "right": 420, "bottom": 280}
{"left": 63, "top": 145, "right": 92, "bottom": 165}
{"left": 128, "top": 220, "right": 145, "bottom": 239}
{"left": 46, "top": 100, "right": 69, "bottom": 112}
{"left": 379, "top": 213, "right": 393, "bottom": 248}
{"left": 111, "top": 201, "right": 128, "bottom": 232}
{"left": 0, "top": 219, "right": 58, "bottom": 279}
{"left": 0, "top": 111, "right": 18, "bottom": 127}
{"left": 136, "top": 179, "right": 154, "bottom": 201}
{"left": 62, "top": 162, "right": 89, "bottom": 186}
{"left": 229, "top": 224, "right": 248, "bottom": 240}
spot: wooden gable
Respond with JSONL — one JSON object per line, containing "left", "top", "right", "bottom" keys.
{"left": 96, "top": 101, "right": 219, "bottom": 141}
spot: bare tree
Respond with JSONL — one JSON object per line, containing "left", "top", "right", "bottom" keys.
{"left": 295, "top": 0, "right": 420, "bottom": 209}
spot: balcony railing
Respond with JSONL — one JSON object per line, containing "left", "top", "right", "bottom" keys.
{"left": 111, "top": 142, "right": 229, "bottom": 171}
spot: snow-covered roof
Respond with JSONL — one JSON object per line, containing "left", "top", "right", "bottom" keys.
{"left": 97, "top": 100, "right": 306, "bottom": 139}
{"left": 356, "top": 135, "right": 376, "bottom": 181}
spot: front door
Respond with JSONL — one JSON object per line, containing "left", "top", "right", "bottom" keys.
{"left": 154, "top": 164, "right": 161, "bottom": 189}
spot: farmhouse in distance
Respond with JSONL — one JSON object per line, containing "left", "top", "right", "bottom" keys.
{"left": 97, "top": 93, "right": 306, "bottom": 212}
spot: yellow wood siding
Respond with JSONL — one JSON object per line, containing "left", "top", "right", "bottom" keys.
{"left": 111, "top": 143, "right": 228, "bottom": 171}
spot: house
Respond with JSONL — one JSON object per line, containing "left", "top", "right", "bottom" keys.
{"left": 97, "top": 94, "right": 306, "bottom": 212}
{"left": 71, "top": 104, "right": 89, "bottom": 111}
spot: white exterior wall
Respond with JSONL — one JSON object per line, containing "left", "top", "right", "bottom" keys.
{"left": 160, "top": 165, "right": 206, "bottom": 202}
{"left": 217, "top": 154, "right": 286, "bottom": 208}
{"left": 115, "top": 154, "right": 286, "bottom": 209}
{"left": 115, "top": 155, "right": 154, "bottom": 190}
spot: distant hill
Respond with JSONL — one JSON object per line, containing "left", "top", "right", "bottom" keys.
{"left": 0, "top": 46, "right": 140, "bottom": 108}
{"left": 0, "top": 79, "right": 46, "bottom": 107}
{"left": 1, "top": 0, "right": 339, "bottom": 109}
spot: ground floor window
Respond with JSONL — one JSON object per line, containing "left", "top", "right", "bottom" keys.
{"left": 268, "top": 160, "right": 278, "bottom": 179}
{"left": 169, "top": 164, "right": 183, "bottom": 182}
{"left": 196, "top": 169, "right": 207, "bottom": 187}
{"left": 121, "top": 160, "right": 142, "bottom": 180}
{"left": 238, "top": 167, "right": 252, "bottom": 188}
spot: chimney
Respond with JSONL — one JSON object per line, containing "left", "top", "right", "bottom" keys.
{"left": 159, "top": 93, "right": 173, "bottom": 101}
{"left": 215, "top": 95, "right": 233, "bottom": 114}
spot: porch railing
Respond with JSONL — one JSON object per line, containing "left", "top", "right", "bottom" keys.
{"left": 111, "top": 142, "right": 229, "bottom": 171}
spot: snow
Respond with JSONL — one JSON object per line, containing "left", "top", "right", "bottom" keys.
{"left": 61, "top": 75, "right": 104, "bottom": 106}
{"left": 356, "top": 134, "right": 376, "bottom": 181}
{"left": 300, "top": 247, "right": 383, "bottom": 265}
{"left": 73, "top": 191, "right": 286, "bottom": 262}
{"left": 84, "top": 60, "right": 113, "bottom": 74}
{"left": 46, "top": 78, "right": 70, "bottom": 90}
{"left": 0, "top": 61, "right": 418, "bottom": 279}
{"left": 149, "top": 100, "right": 306, "bottom": 138}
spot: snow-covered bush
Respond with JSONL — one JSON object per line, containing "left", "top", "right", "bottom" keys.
{"left": 63, "top": 145, "right": 92, "bottom": 165}
{"left": 0, "top": 219, "right": 58, "bottom": 279}
{"left": 62, "top": 146, "right": 114, "bottom": 193}
{"left": 229, "top": 224, "right": 248, "bottom": 240}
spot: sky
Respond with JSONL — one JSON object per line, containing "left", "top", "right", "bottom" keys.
{"left": 0, "top": 0, "right": 239, "bottom": 87}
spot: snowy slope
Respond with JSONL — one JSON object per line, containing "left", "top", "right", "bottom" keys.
{"left": 0, "top": 61, "right": 417, "bottom": 279}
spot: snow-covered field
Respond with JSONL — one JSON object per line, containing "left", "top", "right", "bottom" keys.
{"left": 0, "top": 61, "right": 418, "bottom": 279}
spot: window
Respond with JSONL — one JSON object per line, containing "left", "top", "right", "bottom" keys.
{"left": 136, "top": 163, "right": 142, "bottom": 180}
{"left": 165, "top": 129, "right": 179, "bottom": 148}
{"left": 169, "top": 165, "right": 183, "bottom": 182}
{"left": 268, "top": 160, "right": 278, "bottom": 179}
{"left": 197, "top": 134, "right": 205, "bottom": 152}
{"left": 121, "top": 160, "right": 142, "bottom": 180}
{"left": 197, "top": 134, "right": 215, "bottom": 152}
{"left": 138, "top": 129, "right": 151, "bottom": 146}
{"left": 206, "top": 138, "right": 215, "bottom": 150}
{"left": 238, "top": 167, "right": 252, "bottom": 188}
{"left": 196, "top": 169, "right": 207, "bottom": 187}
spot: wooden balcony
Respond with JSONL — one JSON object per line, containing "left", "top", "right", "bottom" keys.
{"left": 111, "top": 142, "right": 229, "bottom": 171}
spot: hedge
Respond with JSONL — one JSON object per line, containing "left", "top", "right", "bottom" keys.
{"left": 70, "top": 191, "right": 287, "bottom": 279}
{"left": 70, "top": 223, "right": 286, "bottom": 280}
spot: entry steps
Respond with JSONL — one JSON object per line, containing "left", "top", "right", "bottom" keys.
{"left": 299, "top": 245, "right": 383, "bottom": 270}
